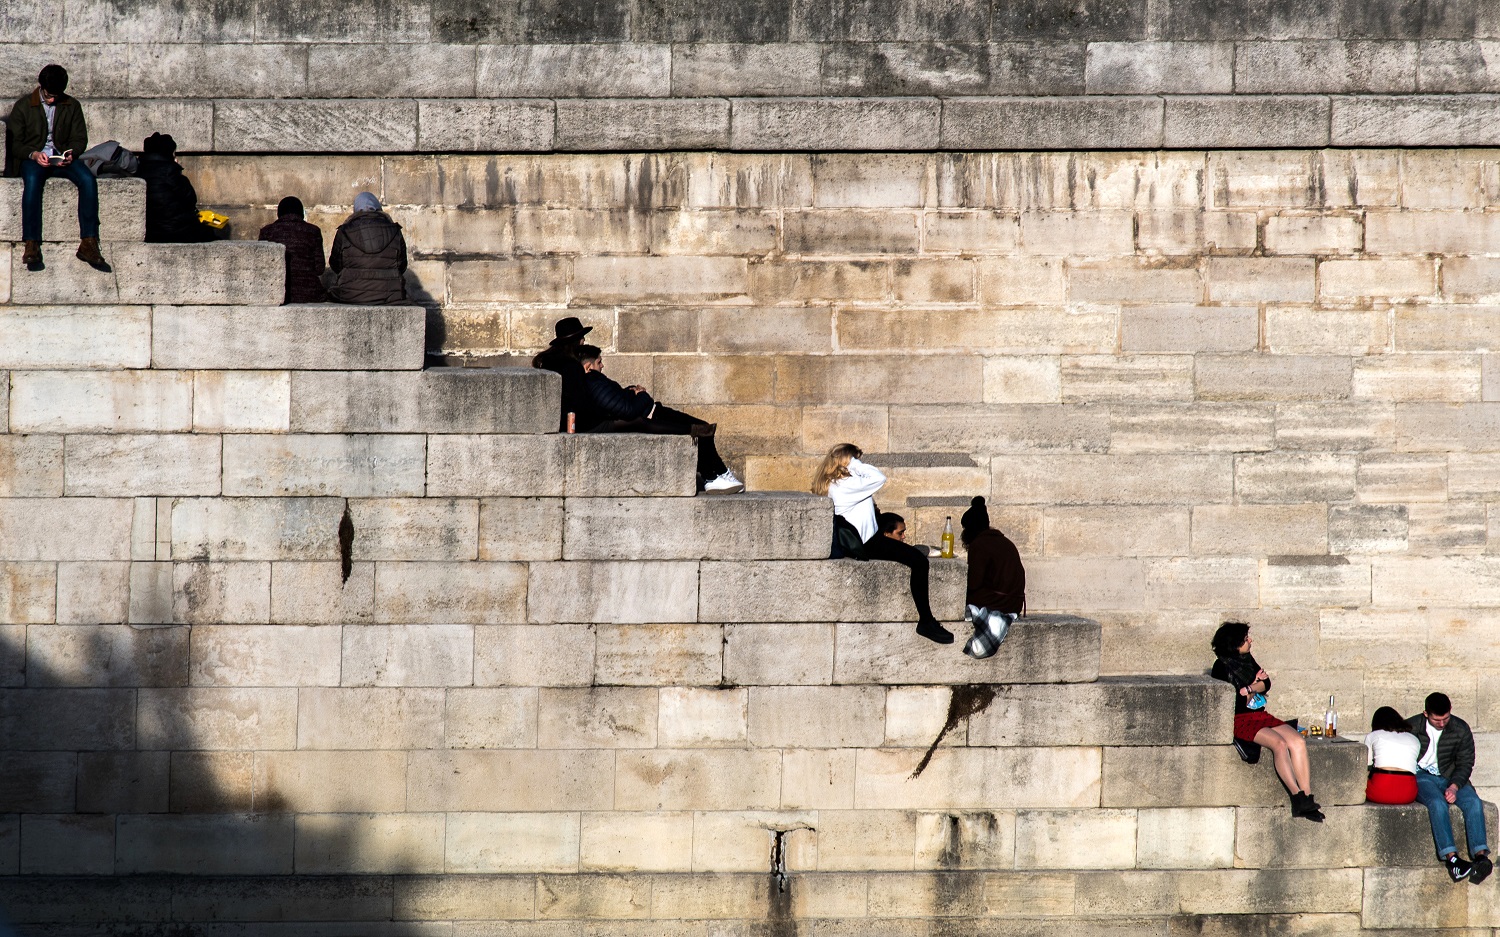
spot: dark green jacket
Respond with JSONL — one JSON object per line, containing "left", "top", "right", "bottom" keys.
{"left": 1408, "top": 712, "right": 1476, "bottom": 789}
{"left": 5, "top": 89, "right": 88, "bottom": 177}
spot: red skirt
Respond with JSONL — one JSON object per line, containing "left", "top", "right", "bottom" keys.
{"left": 1367, "top": 770, "right": 1418, "bottom": 805}
{"left": 1233, "top": 710, "right": 1287, "bottom": 742}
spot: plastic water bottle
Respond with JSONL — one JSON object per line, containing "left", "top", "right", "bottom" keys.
{"left": 1324, "top": 695, "right": 1337, "bottom": 738}
{"left": 940, "top": 517, "right": 955, "bottom": 558}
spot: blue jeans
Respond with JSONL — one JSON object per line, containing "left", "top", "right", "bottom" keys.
{"left": 1416, "top": 770, "right": 1489, "bottom": 859}
{"left": 20, "top": 158, "right": 99, "bottom": 241}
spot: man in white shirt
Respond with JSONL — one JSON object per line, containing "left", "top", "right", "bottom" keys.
{"left": 1408, "top": 692, "right": 1491, "bottom": 884}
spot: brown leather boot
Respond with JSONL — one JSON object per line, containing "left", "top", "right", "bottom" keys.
{"left": 21, "top": 240, "right": 43, "bottom": 272}
{"left": 77, "top": 236, "right": 111, "bottom": 273}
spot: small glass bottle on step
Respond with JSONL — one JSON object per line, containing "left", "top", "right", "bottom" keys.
{"left": 1324, "top": 695, "right": 1337, "bottom": 739}
{"left": 940, "top": 517, "right": 955, "bottom": 558}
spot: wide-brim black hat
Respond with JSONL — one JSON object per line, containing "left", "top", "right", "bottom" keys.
{"left": 550, "top": 316, "right": 592, "bottom": 345}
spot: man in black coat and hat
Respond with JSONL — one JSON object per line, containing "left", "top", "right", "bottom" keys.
{"left": 532, "top": 316, "right": 605, "bottom": 433}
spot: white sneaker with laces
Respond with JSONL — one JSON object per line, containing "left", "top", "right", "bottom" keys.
{"left": 703, "top": 471, "right": 744, "bottom": 494}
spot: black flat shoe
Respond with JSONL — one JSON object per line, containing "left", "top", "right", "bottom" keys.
{"left": 916, "top": 618, "right": 955, "bottom": 645}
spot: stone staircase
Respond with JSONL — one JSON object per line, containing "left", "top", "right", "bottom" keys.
{"left": 0, "top": 179, "right": 1494, "bottom": 935}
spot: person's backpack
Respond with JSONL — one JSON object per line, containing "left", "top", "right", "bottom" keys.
{"left": 79, "top": 140, "right": 139, "bottom": 177}
{"left": 830, "top": 515, "right": 868, "bottom": 560}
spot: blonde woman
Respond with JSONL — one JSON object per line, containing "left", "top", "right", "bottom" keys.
{"left": 811, "top": 444, "right": 953, "bottom": 644}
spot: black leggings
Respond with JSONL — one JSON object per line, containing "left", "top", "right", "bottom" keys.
{"left": 593, "top": 404, "right": 729, "bottom": 482}
{"left": 862, "top": 534, "right": 937, "bottom": 623}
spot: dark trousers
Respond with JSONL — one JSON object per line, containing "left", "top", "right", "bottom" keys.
{"left": 20, "top": 158, "right": 99, "bottom": 241}
{"left": 862, "top": 534, "right": 937, "bottom": 623}
{"left": 597, "top": 404, "right": 729, "bottom": 482}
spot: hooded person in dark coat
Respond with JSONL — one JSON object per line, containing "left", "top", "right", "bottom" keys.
{"left": 137, "top": 132, "right": 218, "bottom": 243}
{"left": 325, "top": 192, "right": 407, "bottom": 305}
{"left": 960, "top": 496, "right": 1026, "bottom": 616}
{"left": 258, "top": 196, "right": 327, "bottom": 304}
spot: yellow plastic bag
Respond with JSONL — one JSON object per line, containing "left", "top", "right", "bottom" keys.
{"left": 198, "top": 209, "right": 229, "bottom": 229}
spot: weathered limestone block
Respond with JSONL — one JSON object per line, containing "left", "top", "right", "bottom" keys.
{"left": 115, "top": 815, "right": 292, "bottom": 875}
{"left": 137, "top": 687, "right": 296, "bottom": 750}
{"left": 988, "top": 454, "right": 1233, "bottom": 505}
{"left": 657, "top": 687, "right": 747, "bottom": 747}
{"left": 192, "top": 370, "right": 291, "bottom": 433}
{"left": 1106, "top": 402, "right": 1274, "bottom": 454}
{"left": 1206, "top": 257, "right": 1316, "bottom": 303}
{"left": 835, "top": 615, "right": 1101, "bottom": 685}
{"left": 941, "top": 97, "right": 1163, "bottom": 149}
{"left": 556, "top": 99, "right": 730, "bottom": 150}
{"left": 393, "top": 874, "right": 537, "bottom": 921}
{"left": 26, "top": 623, "right": 186, "bottom": 688}
{"left": 563, "top": 492, "right": 830, "bottom": 561}
{"left": 856, "top": 746, "right": 1101, "bottom": 810}
{"left": 428, "top": 434, "right": 697, "bottom": 498}
{"left": 1362, "top": 865, "right": 1500, "bottom": 929}
{"left": 297, "top": 687, "right": 444, "bottom": 750}
{"left": 1074, "top": 867, "right": 1361, "bottom": 916}
{"left": 55, "top": 561, "right": 129, "bottom": 624}
{"left": 7, "top": 243, "right": 119, "bottom": 303}
{"left": 1196, "top": 355, "right": 1353, "bottom": 401}
{"left": 0, "top": 435, "right": 62, "bottom": 498}
{"left": 748, "top": 686, "right": 886, "bottom": 748}
{"left": 375, "top": 562, "right": 528, "bottom": 624}
{"left": 222, "top": 434, "right": 427, "bottom": 496}
{"left": 445, "top": 687, "right": 538, "bottom": 749}
{"left": 616, "top": 750, "right": 782, "bottom": 811}
{"left": 1015, "top": 808, "right": 1138, "bottom": 869}
{"left": 289, "top": 368, "right": 557, "bottom": 434}
{"left": 341, "top": 624, "right": 474, "bottom": 687}
{"left": 76, "top": 751, "right": 168, "bottom": 814}
{"left": 152, "top": 305, "right": 424, "bottom": 370}
{"left": 408, "top": 750, "right": 615, "bottom": 812}
{"left": 0, "top": 687, "right": 134, "bottom": 751}
{"left": 20, "top": 816, "right": 106, "bottom": 875}
{"left": 112, "top": 242, "right": 284, "bottom": 305}
{"left": 215, "top": 100, "right": 417, "bottom": 151}
{"left": 0, "top": 498, "right": 133, "bottom": 561}
{"left": 294, "top": 813, "right": 446, "bottom": 875}
{"left": 734, "top": 98, "right": 940, "bottom": 150}
{"left": 0, "top": 177, "right": 145, "bottom": 242}
{"left": 529, "top": 560, "right": 698, "bottom": 624}
{"left": 1191, "top": 504, "right": 1329, "bottom": 555}
{"left": 188, "top": 624, "right": 341, "bottom": 687}
{"left": 887, "top": 403, "right": 1107, "bottom": 453}
{"left": 967, "top": 676, "right": 1232, "bottom": 747}
{"left": 474, "top": 624, "right": 594, "bottom": 687}
{"left": 537, "top": 687, "right": 657, "bottom": 749}
{"left": 171, "top": 497, "right": 342, "bottom": 561}
{"left": 0, "top": 306, "right": 150, "bottom": 369}
{"left": 268, "top": 561, "right": 374, "bottom": 624}
{"left": 445, "top": 812, "right": 581, "bottom": 874}
{"left": 1102, "top": 739, "right": 1367, "bottom": 808}
{"left": 254, "top": 751, "right": 409, "bottom": 813}
{"left": 723, "top": 622, "right": 836, "bottom": 685}
{"left": 0, "top": 751, "right": 76, "bottom": 812}
{"left": 343, "top": 498, "right": 479, "bottom": 561}
{"left": 9, "top": 370, "right": 193, "bottom": 432}
{"left": 63, "top": 434, "right": 221, "bottom": 497}
{"left": 1135, "top": 807, "right": 1236, "bottom": 869}
{"left": 699, "top": 559, "right": 965, "bottom": 623}
{"left": 478, "top": 497, "right": 564, "bottom": 561}
{"left": 173, "top": 562, "right": 271, "bottom": 624}
{"left": 1236, "top": 802, "right": 1499, "bottom": 870}
{"left": 1136, "top": 212, "right": 1257, "bottom": 255}
{"left": 594, "top": 623, "right": 722, "bottom": 686}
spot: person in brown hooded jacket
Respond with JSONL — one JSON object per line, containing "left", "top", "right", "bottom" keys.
{"left": 258, "top": 196, "right": 326, "bottom": 303}
{"left": 960, "top": 496, "right": 1025, "bottom": 616}
{"left": 325, "top": 192, "right": 407, "bottom": 304}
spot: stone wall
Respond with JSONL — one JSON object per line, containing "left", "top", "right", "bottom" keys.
{"left": 8, "top": 0, "right": 1500, "bottom": 150}
{"left": 176, "top": 146, "right": 1500, "bottom": 799}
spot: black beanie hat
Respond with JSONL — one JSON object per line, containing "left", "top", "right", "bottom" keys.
{"left": 960, "top": 496, "right": 990, "bottom": 535}
{"left": 38, "top": 64, "right": 68, "bottom": 95}
{"left": 143, "top": 132, "right": 177, "bottom": 155}
{"left": 277, "top": 196, "right": 305, "bottom": 218}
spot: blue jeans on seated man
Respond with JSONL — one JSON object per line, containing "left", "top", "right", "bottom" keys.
{"left": 20, "top": 158, "right": 100, "bottom": 241}
{"left": 1416, "top": 769, "right": 1489, "bottom": 859}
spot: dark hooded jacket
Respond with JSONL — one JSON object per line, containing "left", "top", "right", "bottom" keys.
{"left": 137, "top": 152, "right": 213, "bottom": 242}
{"left": 259, "top": 216, "right": 327, "bottom": 304}
{"left": 584, "top": 370, "right": 654, "bottom": 422}
{"left": 6, "top": 89, "right": 87, "bottom": 177}
{"left": 1407, "top": 712, "right": 1477, "bottom": 789}
{"left": 965, "top": 528, "right": 1026, "bottom": 614}
{"left": 327, "top": 211, "right": 407, "bottom": 304}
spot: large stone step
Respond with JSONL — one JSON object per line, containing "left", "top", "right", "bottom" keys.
{"left": 153, "top": 304, "right": 426, "bottom": 371}
{"left": 1103, "top": 737, "right": 1370, "bottom": 807}
{"left": 7, "top": 240, "right": 283, "bottom": 305}
{"left": 562, "top": 491, "right": 831, "bottom": 561}
{"left": 289, "top": 369, "right": 558, "bottom": 434}
{"left": 0, "top": 177, "right": 145, "bottom": 243}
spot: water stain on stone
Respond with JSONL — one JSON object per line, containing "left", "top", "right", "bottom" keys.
{"left": 911, "top": 684, "right": 997, "bottom": 779}
{"left": 337, "top": 501, "right": 354, "bottom": 584}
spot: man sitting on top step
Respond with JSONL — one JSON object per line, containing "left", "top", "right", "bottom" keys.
{"left": 1410, "top": 692, "right": 1493, "bottom": 884}
{"left": 5, "top": 63, "right": 110, "bottom": 273}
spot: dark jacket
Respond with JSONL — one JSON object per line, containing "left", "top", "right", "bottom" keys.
{"left": 1408, "top": 712, "right": 1477, "bottom": 789}
{"left": 965, "top": 528, "right": 1025, "bottom": 614}
{"left": 584, "top": 370, "right": 653, "bottom": 422}
{"left": 326, "top": 211, "right": 407, "bottom": 305}
{"left": 5, "top": 89, "right": 87, "bottom": 177}
{"left": 533, "top": 346, "right": 604, "bottom": 433}
{"left": 137, "top": 152, "right": 211, "bottom": 243}
{"left": 1212, "top": 652, "right": 1271, "bottom": 715}
{"left": 259, "top": 216, "right": 327, "bottom": 304}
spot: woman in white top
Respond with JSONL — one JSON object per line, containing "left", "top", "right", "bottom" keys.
{"left": 1366, "top": 705, "right": 1421, "bottom": 804}
{"left": 811, "top": 443, "right": 953, "bottom": 644}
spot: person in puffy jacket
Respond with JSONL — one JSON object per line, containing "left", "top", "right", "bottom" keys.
{"left": 326, "top": 192, "right": 407, "bottom": 304}
{"left": 258, "top": 196, "right": 326, "bottom": 304}
{"left": 137, "top": 132, "right": 218, "bottom": 243}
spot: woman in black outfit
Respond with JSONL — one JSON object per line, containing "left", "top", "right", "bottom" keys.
{"left": 1211, "top": 621, "right": 1323, "bottom": 822}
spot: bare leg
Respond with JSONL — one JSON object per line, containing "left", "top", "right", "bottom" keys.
{"left": 1255, "top": 724, "right": 1313, "bottom": 794}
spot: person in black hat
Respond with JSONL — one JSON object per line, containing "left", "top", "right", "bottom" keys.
{"left": 137, "top": 131, "right": 219, "bottom": 242}
{"left": 532, "top": 317, "right": 606, "bottom": 433}
{"left": 258, "top": 196, "right": 326, "bottom": 303}
{"left": 960, "top": 496, "right": 1025, "bottom": 658}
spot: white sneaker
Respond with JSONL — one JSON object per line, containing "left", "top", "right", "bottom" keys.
{"left": 703, "top": 471, "right": 744, "bottom": 494}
